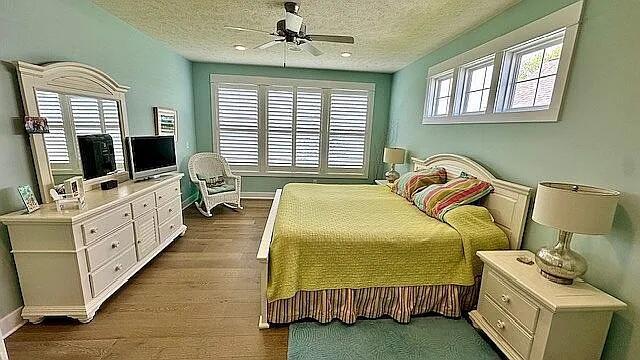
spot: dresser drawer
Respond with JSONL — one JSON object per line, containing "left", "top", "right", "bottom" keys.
{"left": 480, "top": 295, "right": 533, "bottom": 359}
{"left": 131, "top": 192, "right": 156, "bottom": 218}
{"left": 86, "top": 223, "right": 135, "bottom": 271}
{"left": 484, "top": 270, "right": 539, "bottom": 333}
{"left": 159, "top": 213, "right": 183, "bottom": 243}
{"left": 134, "top": 212, "right": 159, "bottom": 260}
{"left": 156, "top": 182, "right": 181, "bottom": 207}
{"left": 157, "top": 197, "right": 181, "bottom": 225}
{"left": 82, "top": 204, "right": 132, "bottom": 245}
{"left": 89, "top": 246, "right": 136, "bottom": 297}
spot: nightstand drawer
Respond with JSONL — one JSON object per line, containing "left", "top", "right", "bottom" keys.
{"left": 480, "top": 295, "right": 533, "bottom": 359}
{"left": 484, "top": 270, "right": 539, "bottom": 333}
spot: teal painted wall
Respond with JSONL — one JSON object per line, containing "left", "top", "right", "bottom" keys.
{"left": 387, "top": 0, "right": 640, "bottom": 358}
{"left": 192, "top": 62, "right": 393, "bottom": 192}
{"left": 0, "top": 0, "right": 196, "bottom": 318}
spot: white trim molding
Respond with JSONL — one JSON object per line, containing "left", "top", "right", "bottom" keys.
{"left": 0, "top": 307, "right": 26, "bottom": 339}
{"left": 423, "top": 1, "right": 583, "bottom": 124}
{"left": 241, "top": 192, "right": 276, "bottom": 200}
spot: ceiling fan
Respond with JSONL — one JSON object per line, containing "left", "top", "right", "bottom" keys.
{"left": 224, "top": 1, "right": 355, "bottom": 67}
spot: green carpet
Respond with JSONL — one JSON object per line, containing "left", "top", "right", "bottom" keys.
{"left": 288, "top": 316, "right": 501, "bottom": 360}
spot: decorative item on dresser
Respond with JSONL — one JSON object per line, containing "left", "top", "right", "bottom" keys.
{"left": 532, "top": 182, "right": 620, "bottom": 284}
{"left": 383, "top": 147, "right": 406, "bottom": 182}
{"left": 470, "top": 250, "right": 626, "bottom": 360}
{"left": 0, "top": 174, "right": 186, "bottom": 324}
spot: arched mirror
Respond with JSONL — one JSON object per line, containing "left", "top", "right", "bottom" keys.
{"left": 16, "top": 61, "right": 130, "bottom": 203}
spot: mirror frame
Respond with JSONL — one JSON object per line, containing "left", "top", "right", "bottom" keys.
{"left": 16, "top": 61, "right": 130, "bottom": 203}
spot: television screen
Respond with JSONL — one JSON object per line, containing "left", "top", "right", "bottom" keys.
{"left": 127, "top": 136, "right": 177, "bottom": 179}
{"left": 77, "top": 134, "right": 116, "bottom": 180}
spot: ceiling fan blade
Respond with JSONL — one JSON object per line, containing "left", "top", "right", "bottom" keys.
{"left": 255, "top": 39, "right": 284, "bottom": 50}
{"left": 285, "top": 12, "right": 303, "bottom": 33}
{"left": 299, "top": 41, "right": 323, "bottom": 56}
{"left": 224, "top": 26, "right": 271, "bottom": 35}
{"left": 306, "top": 35, "right": 355, "bottom": 44}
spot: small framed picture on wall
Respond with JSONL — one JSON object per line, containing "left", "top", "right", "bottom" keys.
{"left": 153, "top": 107, "right": 178, "bottom": 140}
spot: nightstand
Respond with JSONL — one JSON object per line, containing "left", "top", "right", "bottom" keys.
{"left": 375, "top": 179, "right": 394, "bottom": 188}
{"left": 470, "top": 250, "right": 626, "bottom": 360}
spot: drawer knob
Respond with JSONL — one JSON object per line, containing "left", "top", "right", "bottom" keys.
{"left": 174, "top": 188, "right": 178, "bottom": 191}
{"left": 169, "top": 208, "right": 173, "bottom": 213}
{"left": 111, "top": 241, "right": 120, "bottom": 249}
{"left": 114, "top": 264, "right": 122, "bottom": 272}
{"left": 170, "top": 225, "right": 174, "bottom": 230}
{"left": 124, "top": 212, "right": 130, "bottom": 217}
{"left": 496, "top": 320, "right": 505, "bottom": 330}
{"left": 137, "top": 240, "right": 142, "bottom": 244}
{"left": 143, "top": 203, "right": 148, "bottom": 207}
{"left": 89, "top": 228, "right": 97, "bottom": 234}
{"left": 158, "top": 196, "right": 163, "bottom": 199}
{"left": 500, "top": 294, "right": 510, "bottom": 303}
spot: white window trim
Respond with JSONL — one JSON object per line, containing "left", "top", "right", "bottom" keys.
{"left": 423, "top": 1, "right": 583, "bottom": 125}
{"left": 455, "top": 55, "right": 495, "bottom": 115}
{"left": 210, "top": 74, "right": 375, "bottom": 179}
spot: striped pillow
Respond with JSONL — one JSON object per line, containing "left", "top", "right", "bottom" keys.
{"left": 393, "top": 167, "right": 447, "bottom": 201}
{"left": 413, "top": 178, "right": 494, "bottom": 220}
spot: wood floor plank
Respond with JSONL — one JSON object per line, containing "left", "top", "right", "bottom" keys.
{"left": 5, "top": 200, "right": 288, "bottom": 359}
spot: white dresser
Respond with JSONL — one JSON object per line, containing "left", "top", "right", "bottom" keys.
{"left": 0, "top": 174, "right": 187, "bottom": 324}
{"left": 470, "top": 250, "right": 626, "bottom": 360}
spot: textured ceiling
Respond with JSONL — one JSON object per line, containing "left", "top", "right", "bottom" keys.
{"left": 93, "top": 0, "right": 519, "bottom": 73}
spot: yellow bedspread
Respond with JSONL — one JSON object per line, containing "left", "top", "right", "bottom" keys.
{"left": 267, "top": 183, "right": 508, "bottom": 301}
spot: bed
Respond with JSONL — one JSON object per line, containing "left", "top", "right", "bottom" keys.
{"left": 256, "top": 154, "right": 532, "bottom": 329}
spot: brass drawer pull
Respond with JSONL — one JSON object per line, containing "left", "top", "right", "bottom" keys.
{"left": 111, "top": 241, "right": 120, "bottom": 249}
{"left": 500, "top": 294, "right": 510, "bottom": 303}
{"left": 114, "top": 264, "right": 122, "bottom": 272}
{"left": 496, "top": 320, "right": 505, "bottom": 329}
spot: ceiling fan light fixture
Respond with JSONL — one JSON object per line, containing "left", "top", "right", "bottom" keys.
{"left": 340, "top": 52, "right": 352, "bottom": 58}
{"left": 233, "top": 44, "right": 247, "bottom": 51}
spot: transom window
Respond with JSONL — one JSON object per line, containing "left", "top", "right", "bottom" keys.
{"left": 422, "top": 1, "right": 582, "bottom": 124}
{"left": 211, "top": 75, "right": 374, "bottom": 178}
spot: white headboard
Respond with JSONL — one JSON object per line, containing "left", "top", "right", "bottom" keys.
{"left": 412, "top": 154, "right": 532, "bottom": 250}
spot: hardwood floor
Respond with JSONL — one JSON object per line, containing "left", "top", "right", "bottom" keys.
{"left": 5, "top": 200, "right": 288, "bottom": 360}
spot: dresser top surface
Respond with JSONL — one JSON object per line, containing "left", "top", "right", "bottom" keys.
{"left": 0, "top": 173, "right": 183, "bottom": 224}
{"left": 478, "top": 250, "right": 626, "bottom": 312}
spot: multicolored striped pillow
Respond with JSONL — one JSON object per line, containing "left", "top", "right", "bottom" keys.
{"left": 392, "top": 167, "right": 447, "bottom": 201}
{"left": 413, "top": 178, "right": 494, "bottom": 220}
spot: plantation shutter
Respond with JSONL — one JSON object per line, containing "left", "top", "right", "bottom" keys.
{"left": 35, "top": 90, "right": 70, "bottom": 164}
{"left": 267, "top": 87, "right": 293, "bottom": 167}
{"left": 295, "top": 87, "right": 322, "bottom": 168}
{"left": 327, "top": 89, "right": 369, "bottom": 169}
{"left": 69, "top": 96, "right": 103, "bottom": 136}
{"left": 101, "top": 99, "right": 125, "bottom": 167}
{"left": 216, "top": 84, "right": 259, "bottom": 167}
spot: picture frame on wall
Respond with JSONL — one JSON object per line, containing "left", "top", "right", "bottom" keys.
{"left": 17, "top": 184, "right": 40, "bottom": 213}
{"left": 153, "top": 107, "right": 178, "bottom": 140}
{"left": 24, "top": 116, "right": 50, "bottom": 134}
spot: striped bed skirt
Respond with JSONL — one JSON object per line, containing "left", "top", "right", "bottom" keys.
{"left": 267, "top": 276, "right": 482, "bottom": 324}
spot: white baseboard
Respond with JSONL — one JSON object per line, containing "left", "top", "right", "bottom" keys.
{"left": 0, "top": 307, "right": 26, "bottom": 339}
{"left": 182, "top": 192, "right": 198, "bottom": 210}
{"left": 241, "top": 192, "right": 275, "bottom": 200}
{"left": 1, "top": 338, "right": 7, "bottom": 360}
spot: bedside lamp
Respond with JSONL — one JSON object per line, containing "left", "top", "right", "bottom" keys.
{"left": 383, "top": 147, "right": 406, "bottom": 183}
{"left": 532, "top": 182, "right": 620, "bottom": 285}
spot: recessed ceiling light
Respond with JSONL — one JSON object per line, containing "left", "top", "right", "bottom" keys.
{"left": 234, "top": 45, "right": 247, "bottom": 51}
{"left": 340, "top": 52, "right": 352, "bottom": 58}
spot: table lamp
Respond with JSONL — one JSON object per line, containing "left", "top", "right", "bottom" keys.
{"left": 383, "top": 147, "right": 406, "bottom": 182}
{"left": 532, "top": 182, "right": 620, "bottom": 284}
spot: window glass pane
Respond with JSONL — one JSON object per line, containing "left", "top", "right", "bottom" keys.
{"left": 480, "top": 89, "right": 490, "bottom": 111}
{"left": 217, "top": 85, "right": 259, "bottom": 167}
{"left": 36, "top": 91, "right": 70, "bottom": 164}
{"left": 483, "top": 65, "right": 494, "bottom": 88}
{"left": 438, "top": 78, "right": 451, "bottom": 98}
{"left": 511, "top": 79, "right": 538, "bottom": 108}
{"left": 328, "top": 90, "right": 368, "bottom": 169}
{"left": 435, "top": 97, "right": 449, "bottom": 115}
{"left": 535, "top": 75, "right": 556, "bottom": 107}
{"left": 540, "top": 44, "right": 563, "bottom": 77}
{"left": 295, "top": 88, "right": 321, "bottom": 168}
{"left": 469, "top": 67, "right": 486, "bottom": 91}
{"left": 70, "top": 96, "right": 102, "bottom": 136}
{"left": 517, "top": 49, "right": 543, "bottom": 81}
{"left": 267, "top": 88, "right": 294, "bottom": 167}
{"left": 465, "top": 91, "right": 482, "bottom": 113}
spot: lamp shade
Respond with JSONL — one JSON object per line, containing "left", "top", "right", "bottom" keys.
{"left": 383, "top": 147, "right": 406, "bottom": 164}
{"left": 532, "top": 182, "right": 620, "bottom": 235}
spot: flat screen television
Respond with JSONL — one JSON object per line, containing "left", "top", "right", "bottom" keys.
{"left": 126, "top": 136, "right": 177, "bottom": 180}
{"left": 78, "top": 134, "right": 116, "bottom": 180}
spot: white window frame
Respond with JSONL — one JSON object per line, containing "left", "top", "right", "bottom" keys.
{"left": 425, "top": 70, "right": 454, "bottom": 117}
{"left": 455, "top": 55, "right": 495, "bottom": 115}
{"left": 423, "top": 1, "right": 583, "bottom": 124}
{"left": 210, "top": 74, "right": 375, "bottom": 179}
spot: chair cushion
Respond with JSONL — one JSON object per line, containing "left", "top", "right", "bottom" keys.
{"left": 206, "top": 183, "right": 236, "bottom": 195}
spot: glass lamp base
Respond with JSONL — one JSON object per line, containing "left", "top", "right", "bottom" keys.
{"left": 535, "top": 230, "right": 588, "bottom": 285}
{"left": 384, "top": 169, "right": 399, "bottom": 183}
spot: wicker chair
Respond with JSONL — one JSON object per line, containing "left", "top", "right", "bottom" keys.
{"left": 188, "top": 153, "right": 242, "bottom": 217}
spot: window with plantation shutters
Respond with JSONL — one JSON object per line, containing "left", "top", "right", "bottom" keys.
{"left": 328, "top": 90, "right": 369, "bottom": 170}
{"left": 34, "top": 91, "right": 125, "bottom": 174}
{"left": 216, "top": 84, "right": 259, "bottom": 167}
{"left": 212, "top": 75, "right": 374, "bottom": 177}
{"left": 36, "top": 90, "right": 70, "bottom": 165}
